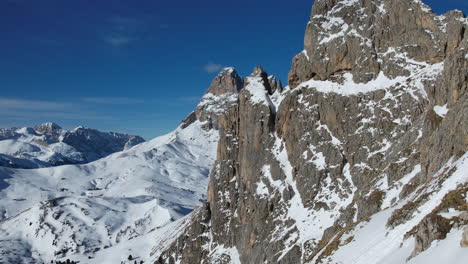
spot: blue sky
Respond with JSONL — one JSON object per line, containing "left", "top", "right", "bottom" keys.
{"left": 1, "top": 0, "right": 466, "bottom": 139}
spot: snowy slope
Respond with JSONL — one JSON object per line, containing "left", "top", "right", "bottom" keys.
{"left": 0, "top": 123, "right": 145, "bottom": 168}
{"left": 0, "top": 120, "right": 218, "bottom": 263}
{"left": 310, "top": 153, "right": 468, "bottom": 264}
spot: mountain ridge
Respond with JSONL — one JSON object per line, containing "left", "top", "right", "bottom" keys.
{"left": 0, "top": 122, "right": 145, "bottom": 168}
{"left": 0, "top": 67, "right": 264, "bottom": 263}
{"left": 0, "top": 0, "right": 466, "bottom": 263}
{"left": 154, "top": 0, "right": 467, "bottom": 263}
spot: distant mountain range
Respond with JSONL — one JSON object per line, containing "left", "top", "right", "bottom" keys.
{"left": 0, "top": 122, "right": 145, "bottom": 168}
{"left": 0, "top": 80, "right": 224, "bottom": 263}
{"left": 0, "top": 0, "right": 467, "bottom": 263}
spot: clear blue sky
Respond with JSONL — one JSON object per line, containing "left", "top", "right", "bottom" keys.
{"left": 0, "top": 0, "right": 466, "bottom": 139}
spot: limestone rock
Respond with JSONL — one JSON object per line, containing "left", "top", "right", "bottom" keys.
{"left": 289, "top": 0, "right": 467, "bottom": 87}
{"left": 183, "top": 67, "right": 244, "bottom": 130}
{"left": 410, "top": 214, "right": 452, "bottom": 258}
{"left": 154, "top": 0, "right": 467, "bottom": 263}
{"left": 461, "top": 226, "right": 468, "bottom": 248}
{"left": 206, "top": 67, "right": 243, "bottom": 96}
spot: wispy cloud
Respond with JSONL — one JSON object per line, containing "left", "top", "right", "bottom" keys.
{"left": 0, "top": 97, "right": 113, "bottom": 122}
{"left": 203, "top": 62, "right": 223, "bottom": 73}
{"left": 82, "top": 97, "right": 144, "bottom": 104}
{"left": 1, "top": 111, "right": 114, "bottom": 121}
{"left": 0, "top": 98, "right": 68, "bottom": 110}
{"left": 103, "top": 16, "right": 148, "bottom": 47}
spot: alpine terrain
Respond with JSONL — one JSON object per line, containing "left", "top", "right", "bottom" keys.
{"left": 0, "top": 0, "right": 467, "bottom": 263}
{"left": 152, "top": 0, "right": 468, "bottom": 263}
{"left": 0, "top": 122, "right": 145, "bottom": 168}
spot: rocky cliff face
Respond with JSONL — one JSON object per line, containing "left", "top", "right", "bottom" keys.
{"left": 181, "top": 67, "right": 244, "bottom": 131}
{"left": 289, "top": 0, "right": 466, "bottom": 87}
{"left": 181, "top": 66, "right": 283, "bottom": 132}
{"left": 153, "top": 0, "right": 467, "bottom": 263}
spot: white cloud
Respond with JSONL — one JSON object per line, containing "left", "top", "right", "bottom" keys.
{"left": 0, "top": 98, "right": 113, "bottom": 122}
{"left": 103, "top": 16, "right": 148, "bottom": 47}
{"left": 0, "top": 98, "right": 68, "bottom": 110}
{"left": 203, "top": 62, "right": 223, "bottom": 73}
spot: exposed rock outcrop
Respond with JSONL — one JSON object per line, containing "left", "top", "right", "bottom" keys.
{"left": 181, "top": 67, "right": 283, "bottom": 132}
{"left": 462, "top": 226, "right": 468, "bottom": 247}
{"left": 154, "top": 0, "right": 467, "bottom": 263}
{"left": 206, "top": 67, "right": 244, "bottom": 96}
{"left": 289, "top": 0, "right": 466, "bottom": 87}
{"left": 181, "top": 68, "right": 244, "bottom": 130}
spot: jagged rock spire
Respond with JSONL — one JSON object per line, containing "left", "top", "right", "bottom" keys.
{"left": 206, "top": 67, "right": 243, "bottom": 96}
{"left": 157, "top": 0, "right": 467, "bottom": 263}
{"left": 181, "top": 66, "right": 284, "bottom": 130}
{"left": 246, "top": 65, "right": 275, "bottom": 95}
{"left": 181, "top": 67, "right": 243, "bottom": 130}
{"left": 250, "top": 65, "right": 266, "bottom": 77}
{"left": 268, "top": 76, "right": 283, "bottom": 94}
{"left": 289, "top": 0, "right": 467, "bottom": 87}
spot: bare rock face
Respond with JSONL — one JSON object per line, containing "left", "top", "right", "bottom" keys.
{"left": 462, "top": 226, "right": 468, "bottom": 248}
{"left": 154, "top": 0, "right": 467, "bottom": 263}
{"left": 206, "top": 67, "right": 244, "bottom": 96}
{"left": 410, "top": 214, "right": 452, "bottom": 257}
{"left": 181, "top": 67, "right": 244, "bottom": 130}
{"left": 181, "top": 67, "right": 283, "bottom": 131}
{"left": 268, "top": 75, "right": 284, "bottom": 94}
{"left": 156, "top": 67, "right": 289, "bottom": 263}
{"left": 289, "top": 0, "right": 467, "bottom": 87}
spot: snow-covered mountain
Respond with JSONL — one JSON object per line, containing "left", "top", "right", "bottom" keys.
{"left": 0, "top": 121, "right": 218, "bottom": 263}
{"left": 0, "top": 122, "right": 145, "bottom": 168}
{"left": 1, "top": 0, "right": 467, "bottom": 263}
{"left": 153, "top": 0, "right": 468, "bottom": 263}
{"left": 0, "top": 68, "right": 248, "bottom": 263}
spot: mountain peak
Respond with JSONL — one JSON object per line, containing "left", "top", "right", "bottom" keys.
{"left": 250, "top": 65, "right": 266, "bottom": 77}
{"left": 35, "top": 122, "right": 61, "bottom": 129}
{"left": 289, "top": 0, "right": 467, "bottom": 87}
{"left": 246, "top": 65, "right": 276, "bottom": 95}
{"left": 218, "top": 67, "right": 235, "bottom": 75}
{"left": 206, "top": 67, "right": 243, "bottom": 96}
{"left": 34, "top": 122, "right": 62, "bottom": 135}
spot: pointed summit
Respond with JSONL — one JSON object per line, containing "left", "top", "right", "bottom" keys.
{"left": 34, "top": 122, "right": 62, "bottom": 135}
{"left": 289, "top": 0, "right": 466, "bottom": 87}
{"left": 250, "top": 65, "right": 266, "bottom": 77}
{"left": 206, "top": 67, "right": 243, "bottom": 96}
{"left": 268, "top": 76, "right": 283, "bottom": 94}
{"left": 246, "top": 66, "right": 274, "bottom": 95}
{"left": 181, "top": 68, "right": 243, "bottom": 130}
